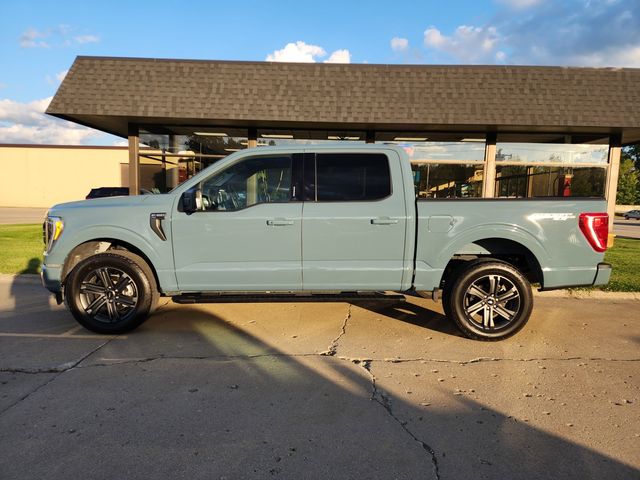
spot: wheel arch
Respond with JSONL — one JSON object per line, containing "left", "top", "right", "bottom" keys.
{"left": 61, "top": 238, "right": 160, "bottom": 293}
{"left": 439, "top": 236, "right": 545, "bottom": 290}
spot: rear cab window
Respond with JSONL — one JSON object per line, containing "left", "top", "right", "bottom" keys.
{"left": 305, "top": 153, "right": 392, "bottom": 202}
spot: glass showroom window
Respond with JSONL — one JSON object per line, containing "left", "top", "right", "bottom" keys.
{"left": 495, "top": 134, "right": 609, "bottom": 198}
{"left": 376, "top": 133, "right": 486, "bottom": 198}
{"left": 257, "top": 129, "right": 366, "bottom": 147}
{"left": 140, "top": 127, "right": 249, "bottom": 187}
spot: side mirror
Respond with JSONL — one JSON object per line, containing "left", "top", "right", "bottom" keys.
{"left": 181, "top": 186, "right": 202, "bottom": 214}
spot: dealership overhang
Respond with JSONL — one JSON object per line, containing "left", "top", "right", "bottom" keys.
{"left": 47, "top": 56, "right": 640, "bottom": 226}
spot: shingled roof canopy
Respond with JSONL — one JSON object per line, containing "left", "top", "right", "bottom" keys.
{"left": 46, "top": 56, "right": 640, "bottom": 144}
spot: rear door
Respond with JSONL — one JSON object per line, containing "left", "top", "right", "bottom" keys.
{"left": 301, "top": 150, "right": 408, "bottom": 290}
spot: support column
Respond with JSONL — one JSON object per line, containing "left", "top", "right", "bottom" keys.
{"left": 166, "top": 135, "right": 180, "bottom": 189}
{"left": 365, "top": 131, "right": 375, "bottom": 144}
{"left": 248, "top": 127, "right": 258, "bottom": 148}
{"left": 482, "top": 133, "right": 497, "bottom": 198}
{"left": 605, "top": 134, "right": 622, "bottom": 237}
{"left": 246, "top": 127, "right": 258, "bottom": 205}
{"left": 128, "top": 125, "right": 140, "bottom": 195}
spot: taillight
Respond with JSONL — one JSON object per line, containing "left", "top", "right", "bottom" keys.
{"left": 578, "top": 213, "right": 609, "bottom": 252}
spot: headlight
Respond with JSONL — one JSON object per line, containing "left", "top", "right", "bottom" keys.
{"left": 44, "top": 216, "right": 64, "bottom": 253}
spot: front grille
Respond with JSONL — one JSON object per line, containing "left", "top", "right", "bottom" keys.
{"left": 43, "top": 218, "right": 53, "bottom": 252}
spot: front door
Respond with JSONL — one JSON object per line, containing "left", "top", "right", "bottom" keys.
{"left": 172, "top": 153, "right": 303, "bottom": 291}
{"left": 302, "top": 151, "right": 408, "bottom": 291}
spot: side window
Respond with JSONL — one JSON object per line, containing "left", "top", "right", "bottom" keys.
{"left": 314, "top": 153, "right": 391, "bottom": 201}
{"left": 201, "top": 155, "right": 292, "bottom": 211}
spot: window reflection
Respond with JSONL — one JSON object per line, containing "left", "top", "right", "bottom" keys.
{"left": 496, "top": 135, "right": 609, "bottom": 165}
{"left": 413, "top": 164, "right": 483, "bottom": 198}
{"left": 495, "top": 166, "right": 605, "bottom": 198}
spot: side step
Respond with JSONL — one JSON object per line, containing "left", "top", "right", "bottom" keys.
{"left": 172, "top": 291, "right": 406, "bottom": 305}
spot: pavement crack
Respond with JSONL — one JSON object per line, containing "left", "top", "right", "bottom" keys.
{"left": 356, "top": 359, "right": 441, "bottom": 480}
{"left": 0, "top": 335, "right": 117, "bottom": 417}
{"left": 343, "top": 356, "right": 640, "bottom": 365}
{"left": 320, "top": 304, "right": 351, "bottom": 357}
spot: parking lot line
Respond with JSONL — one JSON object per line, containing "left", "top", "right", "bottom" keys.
{"left": 0, "top": 332, "right": 124, "bottom": 339}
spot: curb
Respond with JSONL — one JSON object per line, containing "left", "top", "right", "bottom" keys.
{"left": 533, "top": 289, "right": 640, "bottom": 300}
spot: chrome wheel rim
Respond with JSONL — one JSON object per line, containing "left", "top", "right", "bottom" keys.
{"left": 78, "top": 267, "right": 139, "bottom": 323}
{"left": 463, "top": 274, "right": 521, "bottom": 330}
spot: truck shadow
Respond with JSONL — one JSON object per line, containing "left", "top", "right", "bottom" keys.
{"left": 353, "top": 299, "right": 462, "bottom": 337}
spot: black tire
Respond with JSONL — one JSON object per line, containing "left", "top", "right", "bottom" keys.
{"left": 624, "top": 216, "right": 629, "bottom": 220}
{"left": 64, "top": 252, "right": 158, "bottom": 334}
{"left": 445, "top": 260, "right": 533, "bottom": 341}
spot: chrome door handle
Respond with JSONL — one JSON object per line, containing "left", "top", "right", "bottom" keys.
{"left": 267, "top": 219, "right": 294, "bottom": 226}
{"left": 370, "top": 217, "right": 399, "bottom": 225}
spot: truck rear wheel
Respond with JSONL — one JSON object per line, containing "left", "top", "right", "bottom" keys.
{"left": 64, "top": 252, "right": 157, "bottom": 334}
{"left": 445, "top": 260, "right": 533, "bottom": 341}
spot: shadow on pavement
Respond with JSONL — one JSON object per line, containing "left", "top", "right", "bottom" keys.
{"left": 0, "top": 291, "right": 637, "bottom": 479}
{"left": 355, "top": 299, "right": 462, "bottom": 337}
{"left": 19, "top": 257, "right": 42, "bottom": 275}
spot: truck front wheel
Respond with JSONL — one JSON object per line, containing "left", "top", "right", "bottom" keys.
{"left": 65, "top": 252, "right": 157, "bottom": 334}
{"left": 446, "top": 260, "right": 533, "bottom": 341}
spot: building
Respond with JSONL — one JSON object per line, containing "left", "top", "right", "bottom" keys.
{"left": 15, "top": 56, "right": 640, "bottom": 224}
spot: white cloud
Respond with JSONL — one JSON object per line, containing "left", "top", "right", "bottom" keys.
{"left": 496, "top": 0, "right": 544, "bottom": 8}
{"left": 20, "top": 28, "right": 49, "bottom": 48}
{"left": 424, "top": 26, "right": 502, "bottom": 63}
{"left": 266, "top": 41, "right": 351, "bottom": 64}
{"left": 0, "top": 97, "right": 102, "bottom": 145}
{"left": 74, "top": 34, "right": 99, "bottom": 44}
{"left": 324, "top": 49, "right": 351, "bottom": 63}
{"left": 266, "top": 41, "right": 326, "bottom": 62}
{"left": 391, "top": 37, "right": 409, "bottom": 52}
{"left": 56, "top": 70, "right": 68, "bottom": 82}
{"left": 45, "top": 69, "right": 69, "bottom": 85}
{"left": 421, "top": 0, "right": 640, "bottom": 67}
{"left": 19, "top": 25, "right": 100, "bottom": 49}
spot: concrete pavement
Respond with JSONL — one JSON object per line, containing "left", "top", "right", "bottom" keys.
{"left": 0, "top": 274, "right": 638, "bottom": 479}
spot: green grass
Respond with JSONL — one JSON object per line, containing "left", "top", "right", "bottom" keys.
{"left": 0, "top": 223, "right": 638, "bottom": 292}
{"left": 598, "top": 238, "right": 640, "bottom": 292}
{"left": 0, "top": 224, "right": 43, "bottom": 274}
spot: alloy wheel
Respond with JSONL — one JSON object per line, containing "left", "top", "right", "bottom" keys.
{"left": 78, "top": 267, "right": 139, "bottom": 323}
{"left": 463, "top": 274, "right": 521, "bottom": 330}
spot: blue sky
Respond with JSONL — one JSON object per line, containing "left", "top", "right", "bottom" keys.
{"left": 1, "top": 0, "right": 638, "bottom": 145}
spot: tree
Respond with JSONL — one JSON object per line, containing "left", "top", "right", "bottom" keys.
{"left": 616, "top": 158, "right": 639, "bottom": 205}
{"left": 622, "top": 144, "right": 640, "bottom": 171}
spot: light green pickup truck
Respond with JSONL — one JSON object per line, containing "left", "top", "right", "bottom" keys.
{"left": 42, "top": 145, "right": 611, "bottom": 340}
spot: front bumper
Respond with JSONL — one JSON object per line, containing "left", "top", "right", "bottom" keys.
{"left": 41, "top": 263, "right": 62, "bottom": 293}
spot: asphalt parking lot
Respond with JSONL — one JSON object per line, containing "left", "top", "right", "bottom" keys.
{"left": 0, "top": 275, "right": 638, "bottom": 479}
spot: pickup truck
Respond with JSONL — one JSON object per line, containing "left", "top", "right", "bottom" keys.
{"left": 41, "top": 145, "right": 611, "bottom": 340}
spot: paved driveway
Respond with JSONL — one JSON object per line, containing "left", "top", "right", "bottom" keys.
{"left": 0, "top": 275, "right": 638, "bottom": 479}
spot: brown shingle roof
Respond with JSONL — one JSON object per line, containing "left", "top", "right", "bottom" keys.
{"left": 46, "top": 56, "right": 640, "bottom": 143}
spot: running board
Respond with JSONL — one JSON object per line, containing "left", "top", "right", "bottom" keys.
{"left": 172, "top": 292, "right": 406, "bottom": 305}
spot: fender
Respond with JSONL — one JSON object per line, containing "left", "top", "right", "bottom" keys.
{"left": 58, "top": 225, "right": 178, "bottom": 292}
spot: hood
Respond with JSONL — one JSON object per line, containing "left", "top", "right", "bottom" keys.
{"left": 49, "top": 195, "right": 150, "bottom": 214}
